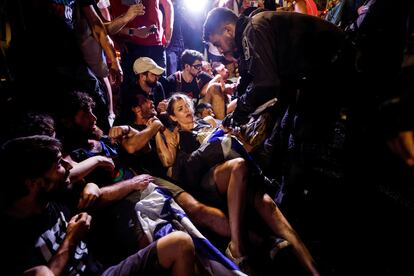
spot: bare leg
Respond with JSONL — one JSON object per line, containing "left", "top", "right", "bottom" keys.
{"left": 24, "top": 266, "right": 54, "bottom": 276}
{"left": 204, "top": 84, "right": 226, "bottom": 120}
{"left": 102, "top": 76, "right": 115, "bottom": 126}
{"left": 254, "top": 193, "right": 320, "bottom": 276}
{"left": 157, "top": 231, "right": 195, "bottom": 276}
{"left": 227, "top": 98, "right": 238, "bottom": 114}
{"left": 175, "top": 192, "right": 231, "bottom": 237}
{"left": 214, "top": 158, "right": 248, "bottom": 258}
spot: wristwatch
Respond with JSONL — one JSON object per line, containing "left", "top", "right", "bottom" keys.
{"left": 128, "top": 28, "right": 134, "bottom": 36}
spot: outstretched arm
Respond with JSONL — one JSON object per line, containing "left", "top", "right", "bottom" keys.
{"left": 69, "top": 155, "right": 115, "bottom": 183}
{"left": 109, "top": 121, "right": 163, "bottom": 154}
{"left": 105, "top": 4, "right": 145, "bottom": 35}
{"left": 97, "top": 174, "right": 153, "bottom": 206}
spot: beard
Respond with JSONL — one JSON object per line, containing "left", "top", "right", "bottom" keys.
{"left": 145, "top": 79, "right": 158, "bottom": 88}
{"left": 63, "top": 124, "right": 104, "bottom": 153}
{"left": 142, "top": 109, "right": 157, "bottom": 120}
{"left": 90, "top": 125, "right": 104, "bottom": 140}
{"left": 38, "top": 173, "right": 70, "bottom": 204}
{"left": 78, "top": 124, "right": 104, "bottom": 142}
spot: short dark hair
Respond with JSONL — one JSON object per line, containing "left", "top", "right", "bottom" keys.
{"left": 0, "top": 135, "right": 62, "bottom": 207}
{"left": 195, "top": 102, "right": 212, "bottom": 117}
{"left": 181, "top": 49, "right": 204, "bottom": 69}
{"left": 203, "top": 8, "right": 238, "bottom": 43}
{"left": 57, "top": 91, "right": 95, "bottom": 120}
{"left": 118, "top": 93, "right": 149, "bottom": 125}
{"left": 13, "top": 112, "right": 55, "bottom": 138}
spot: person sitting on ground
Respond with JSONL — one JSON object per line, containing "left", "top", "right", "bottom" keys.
{"left": 195, "top": 102, "right": 216, "bottom": 119}
{"left": 156, "top": 93, "right": 319, "bottom": 274}
{"left": 195, "top": 102, "right": 221, "bottom": 127}
{"left": 164, "top": 49, "right": 229, "bottom": 120}
{"left": 3, "top": 111, "right": 116, "bottom": 186}
{"left": 210, "top": 61, "right": 238, "bottom": 113}
{"left": 0, "top": 135, "right": 196, "bottom": 276}
{"left": 118, "top": 57, "right": 168, "bottom": 126}
{"left": 56, "top": 91, "right": 231, "bottom": 240}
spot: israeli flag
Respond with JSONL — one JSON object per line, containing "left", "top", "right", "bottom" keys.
{"left": 136, "top": 182, "right": 246, "bottom": 276}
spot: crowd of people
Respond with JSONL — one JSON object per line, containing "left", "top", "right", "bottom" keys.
{"left": 1, "top": 0, "right": 414, "bottom": 275}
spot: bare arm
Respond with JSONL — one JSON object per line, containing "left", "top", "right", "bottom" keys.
{"left": 387, "top": 130, "right": 414, "bottom": 167}
{"left": 204, "top": 116, "right": 218, "bottom": 128}
{"left": 118, "top": 24, "right": 157, "bottom": 38}
{"left": 155, "top": 128, "right": 179, "bottom": 167}
{"left": 47, "top": 213, "right": 91, "bottom": 275}
{"left": 105, "top": 4, "right": 145, "bottom": 35}
{"left": 69, "top": 156, "right": 115, "bottom": 183}
{"left": 82, "top": 5, "right": 123, "bottom": 86}
{"left": 200, "top": 81, "right": 215, "bottom": 98}
{"left": 293, "top": 0, "right": 307, "bottom": 14}
{"left": 160, "top": 0, "right": 174, "bottom": 46}
{"left": 78, "top": 174, "right": 153, "bottom": 210}
{"left": 108, "top": 122, "right": 163, "bottom": 154}
{"left": 96, "top": 174, "right": 153, "bottom": 206}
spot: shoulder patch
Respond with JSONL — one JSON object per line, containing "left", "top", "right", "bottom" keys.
{"left": 242, "top": 36, "right": 251, "bottom": 61}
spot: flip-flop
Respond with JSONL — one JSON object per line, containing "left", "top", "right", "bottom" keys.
{"left": 225, "top": 243, "right": 248, "bottom": 267}
{"left": 269, "top": 237, "right": 291, "bottom": 260}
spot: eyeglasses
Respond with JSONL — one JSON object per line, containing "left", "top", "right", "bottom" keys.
{"left": 192, "top": 64, "right": 202, "bottom": 69}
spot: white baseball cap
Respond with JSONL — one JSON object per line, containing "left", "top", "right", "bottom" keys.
{"left": 133, "top": 57, "right": 165, "bottom": 75}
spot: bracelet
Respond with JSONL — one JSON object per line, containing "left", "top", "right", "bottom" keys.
{"left": 123, "top": 125, "right": 131, "bottom": 136}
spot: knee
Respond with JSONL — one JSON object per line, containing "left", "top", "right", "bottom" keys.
{"left": 24, "top": 266, "right": 54, "bottom": 276}
{"left": 231, "top": 158, "right": 247, "bottom": 176}
{"left": 176, "top": 193, "right": 203, "bottom": 220}
{"left": 261, "top": 193, "right": 277, "bottom": 213}
{"left": 169, "top": 231, "right": 195, "bottom": 255}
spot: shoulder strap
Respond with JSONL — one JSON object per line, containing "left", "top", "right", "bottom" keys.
{"left": 175, "top": 71, "right": 182, "bottom": 92}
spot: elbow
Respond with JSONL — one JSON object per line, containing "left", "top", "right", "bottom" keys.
{"left": 161, "top": 157, "right": 174, "bottom": 168}
{"left": 124, "top": 144, "right": 138, "bottom": 154}
{"left": 125, "top": 148, "right": 136, "bottom": 155}
{"left": 124, "top": 142, "right": 147, "bottom": 154}
{"left": 164, "top": 161, "right": 174, "bottom": 168}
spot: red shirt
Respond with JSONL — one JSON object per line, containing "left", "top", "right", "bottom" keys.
{"left": 110, "top": 0, "right": 164, "bottom": 46}
{"left": 305, "top": 0, "right": 319, "bottom": 17}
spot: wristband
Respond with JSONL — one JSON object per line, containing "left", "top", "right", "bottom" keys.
{"left": 123, "top": 125, "right": 131, "bottom": 136}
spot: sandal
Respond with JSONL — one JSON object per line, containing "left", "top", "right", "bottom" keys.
{"left": 225, "top": 243, "right": 248, "bottom": 267}
{"left": 269, "top": 237, "right": 291, "bottom": 260}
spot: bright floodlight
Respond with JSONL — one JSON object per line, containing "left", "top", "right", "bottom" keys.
{"left": 184, "top": 0, "right": 208, "bottom": 14}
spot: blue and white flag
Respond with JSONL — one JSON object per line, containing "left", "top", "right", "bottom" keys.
{"left": 136, "top": 183, "right": 246, "bottom": 276}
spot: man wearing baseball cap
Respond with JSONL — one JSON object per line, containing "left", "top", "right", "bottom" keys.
{"left": 118, "top": 57, "right": 168, "bottom": 125}
{"left": 133, "top": 57, "right": 166, "bottom": 76}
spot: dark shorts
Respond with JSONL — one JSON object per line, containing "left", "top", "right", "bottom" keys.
{"left": 101, "top": 240, "right": 169, "bottom": 276}
{"left": 199, "top": 165, "right": 226, "bottom": 208}
{"left": 153, "top": 177, "right": 185, "bottom": 198}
